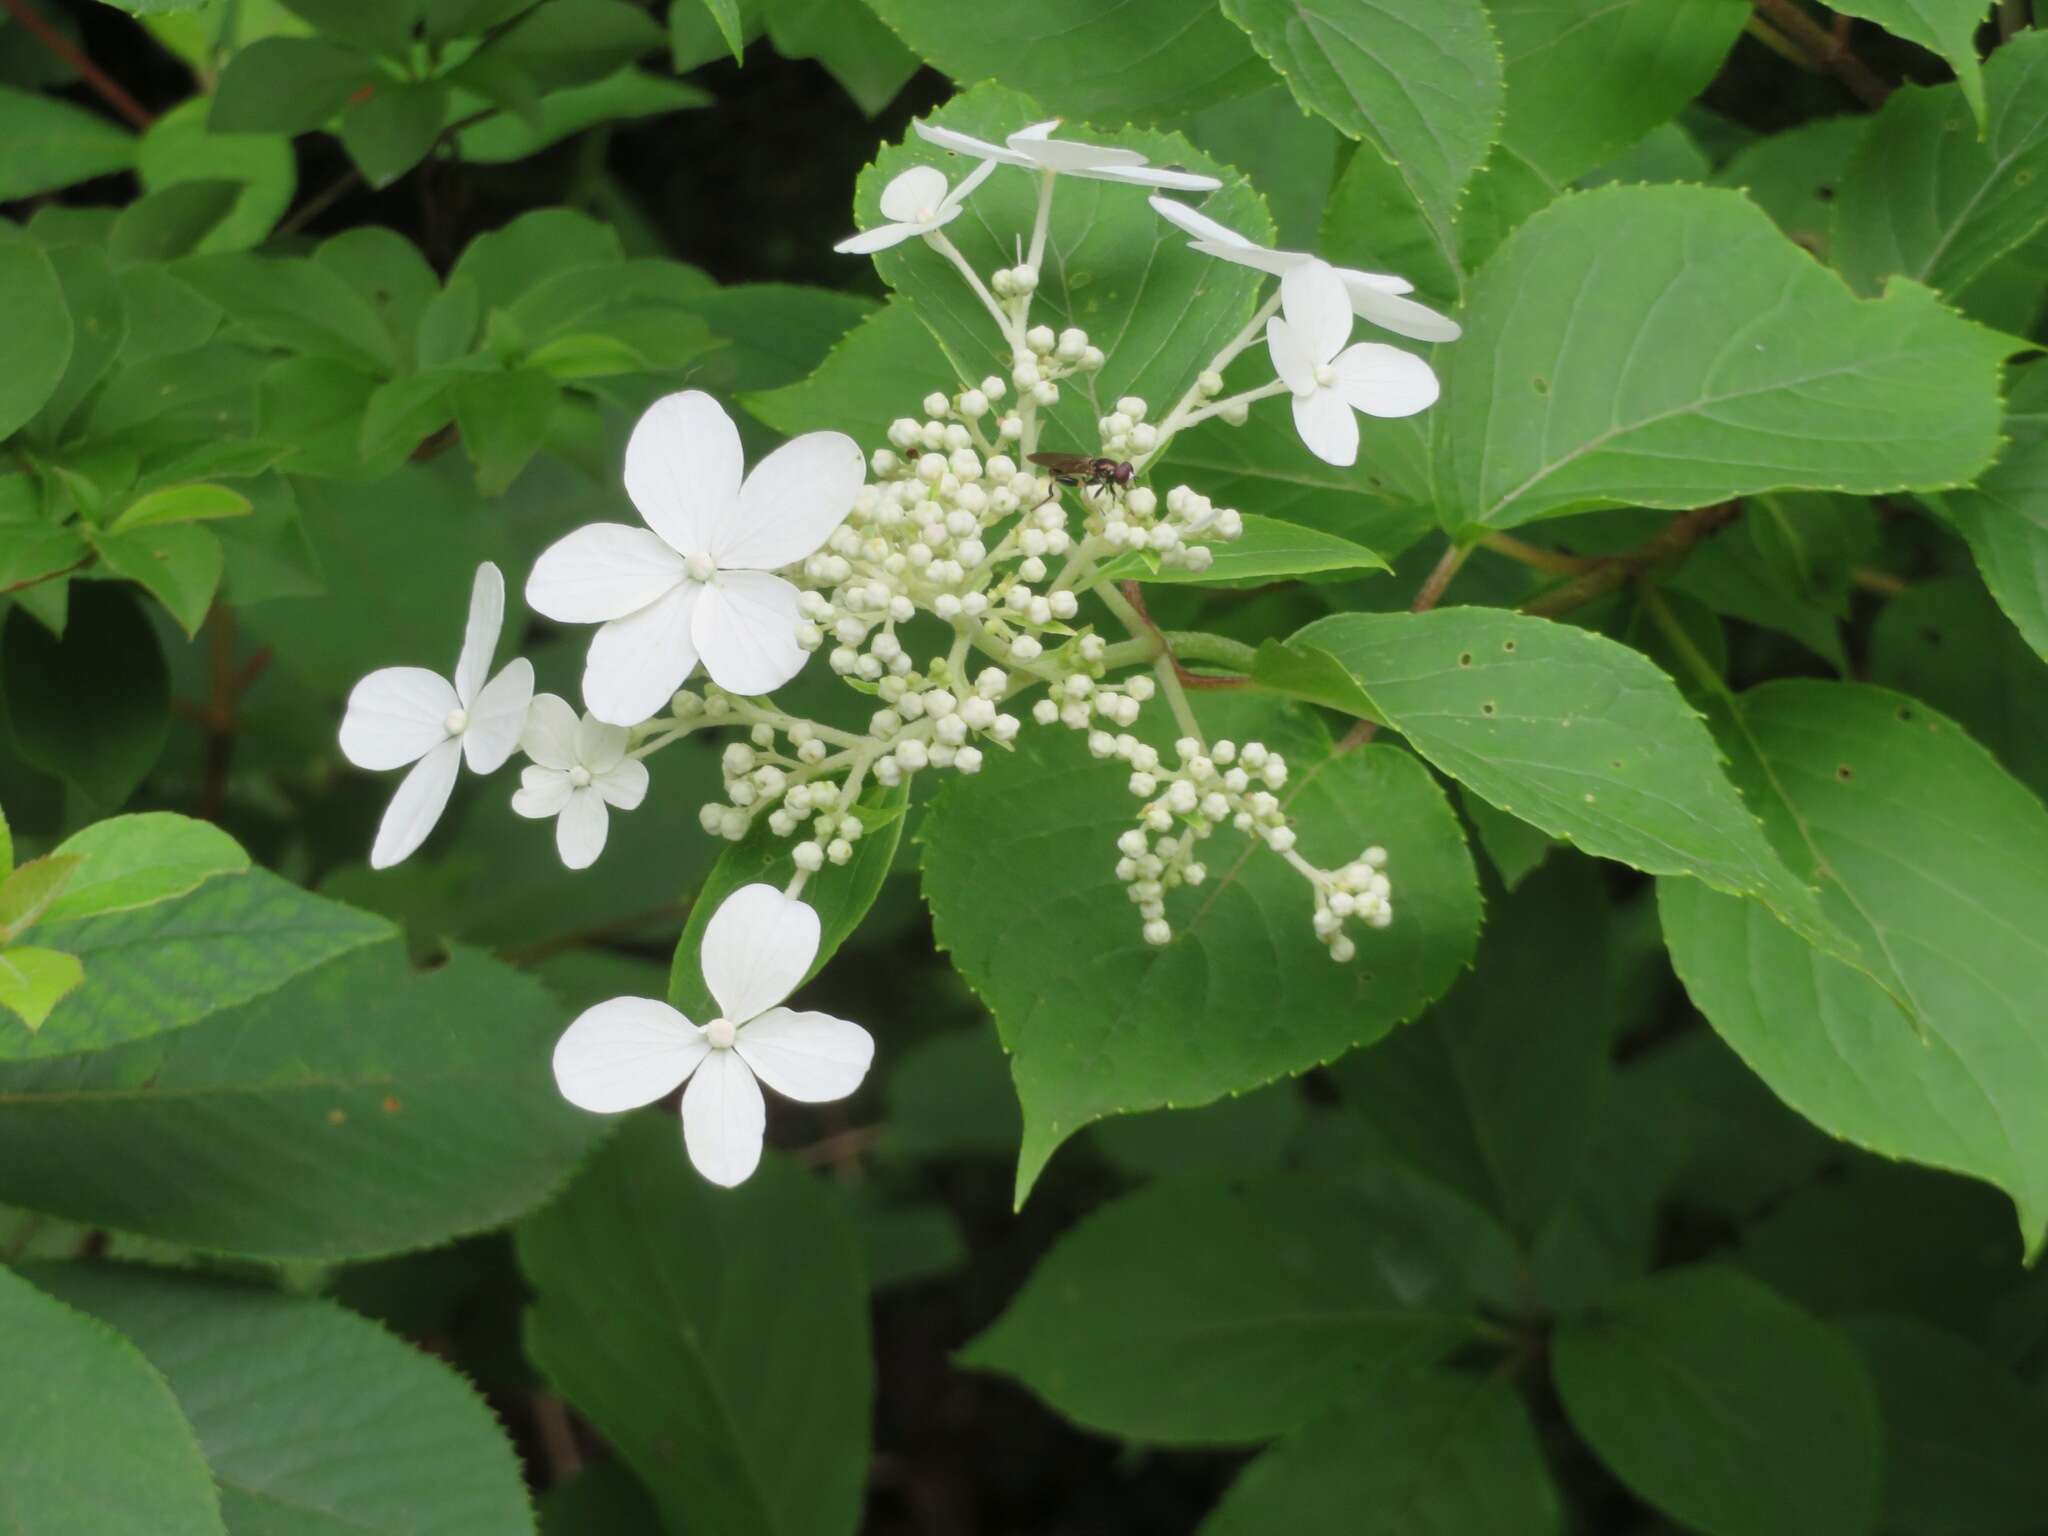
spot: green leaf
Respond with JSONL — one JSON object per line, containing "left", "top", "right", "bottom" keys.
{"left": 667, "top": 782, "right": 909, "bottom": 1018}
{"left": 1199, "top": 1370, "right": 1561, "bottom": 1535}
{"left": 1658, "top": 681, "right": 2048, "bottom": 1253}
{"left": 0, "top": 940, "right": 607, "bottom": 1259}
{"left": 1, "top": 584, "right": 168, "bottom": 814}
{"left": 1220, "top": 0, "right": 1503, "bottom": 262}
{"left": 1334, "top": 857, "right": 1611, "bottom": 1237}
{"left": 340, "top": 79, "right": 448, "bottom": 187}
{"left": 107, "top": 180, "right": 245, "bottom": 265}
{"left": 453, "top": 68, "right": 709, "bottom": 162}
{"left": 1459, "top": 783, "right": 1552, "bottom": 890}
{"left": 1833, "top": 31, "right": 2048, "bottom": 299}
{"left": 16, "top": 868, "right": 387, "bottom": 1059}
{"left": 275, "top": 0, "right": 420, "bottom": 57}
{"left": 1435, "top": 185, "right": 2012, "bottom": 530}
{"left": 1490, "top": 0, "right": 1745, "bottom": 186}
{"left": 451, "top": 369, "right": 560, "bottom": 495}
{"left": 1249, "top": 636, "right": 1387, "bottom": 720}
{"left": 31, "top": 243, "right": 126, "bottom": 439}
{"left": 1291, "top": 608, "right": 1852, "bottom": 965}
{"left": 137, "top": 97, "right": 296, "bottom": 254}
{"left": 30, "top": 1264, "right": 538, "bottom": 1536}
{"left": 171, "top": 251, "right": 400, "bottom": 375}
{"left": 861, "top": 0, "right": 1268, "bottom": 121}
{"left": 519, "top": 1116, "right": 871, "bottom": 1536}
{"left": 315, "top": 226, "right": 441, "bottom": 362}
{"left": 450, "top": 0, "right": 667, "bottom": 94}
{"left": 209, "top": 36, "right": 382, "bottom": 135}
{"left": 1552, "top": 1265, "right": 1880, "bottom": 1536}
{"left": 1092, "top": 1081, "right": 1302, "bottom": 1180}
{"left": 959, "top": 1176, "right": 1494, "bottom": 1443}
{"left": 109, "top": 483, "right": 253, "bottom": 534}
{"left": 697, "top": 0, "right": 745, "bottom": 59}
{"left": 762, "top": 0, "right": 917, "bottom": 117}
{"left": 1097, "top": 513, "right": 1391, "bottom": 587}
{"left": 447, "top": 207, "right": 624, "bottom": 309}
{"left": 0, "top": 240, "right": 72, "bottom": 440}
{"left": 920, "top": 695, "right": 1481, "bottom": 1198}
{"left": 0, "top": 855, "right": 83, "bottom": 944}
{"left": 0, "top": 84, "right": 137, "bottom": 199}
{"left": 1839, "top": 1315, "right": 2048, "bottom": 1534}
{"left": 1941, "top": 433, "right": 2048, "bottom": 660}
{"left": 1870, "top": 576, "right": 2048, "bottom": 800}
{"left": 1713, "top": 112, "right": 1868, "bottom": 258}
{"left": 860, "top": 85, "right": 1271, "bottom": 448}
{"left": 93, "top": 522, "right": 225, "bottom": 637}
{"left": 42, "top": 813, "right": 248, "bottom": 925}
{"left": 1831, "top": 0, "right": 1994, "bottom": 127}
{"left": 0, "top": 1265, "right": 223, "bottom": 1536}
{"left": 742, "top": 299, "right": 952, "bottom": 447}
{"left": 0, "top": 508, "right": 89, "bottom": 594}
{"left": 0, "top": 946, "right": 85, "bottom": 1031}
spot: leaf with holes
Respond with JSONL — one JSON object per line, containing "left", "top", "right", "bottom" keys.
{"left": 1659, "top": 681, "right": 2048, "bottom": 1255}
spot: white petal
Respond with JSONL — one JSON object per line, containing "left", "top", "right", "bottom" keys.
{"left": 553, "top": 996, "right": 707, "bottom": 1114}
{"left": 1266, "top": 316, "right": 1319, "bottom": 397}
{"left": 734, "top": 1008, "right": 874, "bottom": 1103}
{"left": 1282, "top": 259, "right": 1353, "bottom": 363}
{"left": 623, "top": 390, "right": 743, "bottom": 558}
{"left": 1338, "top": 266, "right": 1414, "bottom": 297}
{"left": 1350, "top": 286, "right": 1462, "bottom": 343}
{"left": 594, "top": 756, "right": 649, "bottom": 810}
{"left": 1192, "top": 239, "right": 1304, "bottom": 278}
{"left": 700, "top": 882, "right": 820, "bottom": 1023}
{"left": 519, "top": 693, "right": 581, "bottom": 771}
{"left": 880, "top": 164, "right": 948, "bottom": 221}
{"left": 369, "top": 737, "right": 462, "bottom": 869}
{"left": 460, "top": 657, "right": 533, "bottom": 774}
{"left": 1009, "top": 119, "right": 1061, "bottom": 143}
{"left": 939, "top": 156, "right": 997, "bottom": 212}
{"left": 556, "top": 788, "right": 608, "bottom": 869}
{"left": 716, "top": 430, "right": 866, "bottom": 571}
{"left": 914, "top": 119, "right": 1030, "bottom": 166}
{"left": 525, "top": 524, "right": 686, "bottom": 624}
{"left": 681, "top": 1049, "right": 765, "bottom": 1187}
{"left": 582, "top": 583, "right": 701, "bottom": 727}
{"left": 339, "top": 667, "right": 458, "bottom": 771}
{"left": 834, "top": 222, "right": 918, "bottom": 255}
{"left": 692, "top": 570, "right": 805, "bottom": 696}
{"left": 512, "top": 765, "right": 575, "bottom": 818}
{"left": 1149, "top": 195, "right": 1252, "bottom": 246}
{"left": 453, "top": 562, "right": 505, "bottom": 708}
{"left": 1333, "top": 342, "right": 1441, "bottom": 418}
{"left": 1024, "top": 134, "right": 1149, "bottom": 172}
{"left": 1079, "top": 162, "right": 1222, "bottom": 190}
{"left": 575, "top": 712, "right": 630, "bottom": 774}
{"left": 1293, "top": 386, "right": 1360, "bottom": 468}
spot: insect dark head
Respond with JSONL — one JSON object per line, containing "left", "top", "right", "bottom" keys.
{"left": 1109, "top": 460, "right": 1135, "bottom": 488}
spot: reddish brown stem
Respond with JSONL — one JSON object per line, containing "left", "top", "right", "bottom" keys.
{"left": 1750, "top": 0, "right": 1891, "bottom": 108}
{"left": 1118, "top": 580, "right": 1250, "bottom": 691}
{"left": 1521, "top": 502, "right": 1743, "bottom": 619}
{"left": 0, "top": 0, "right": 154, "bottom": 130}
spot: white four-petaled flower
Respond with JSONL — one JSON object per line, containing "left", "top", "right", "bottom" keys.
{"left": 339, "top": 562, "right": 534, "bottom": 869}
{"left": 1267, "top": 260, "right": 1440, "bottom": 468}
{"left": 1149, "top": 196, "right": 1462, "bottom": 343}
{"left": 510, "top": 693, "right": 649, "bottom": 869}
{"left": 524, "top": 391, "right": 864, "bottom": 725}
{"left": 914, "top": 118, "right": 1221, "bottom": 191}
{"left": 552, "top": 884, "right": 875, "bottom": 1187}
{"left": 836, "top": 161, "right": 996, "bottom": 254}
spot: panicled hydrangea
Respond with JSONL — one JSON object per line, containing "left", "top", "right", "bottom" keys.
{"left": 336, "top": 106, "right": 1458, "bottom": 1185}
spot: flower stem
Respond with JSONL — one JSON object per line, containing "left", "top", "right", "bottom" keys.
{"left": 1748, "top": 0, "right": 1890, "bottom": 106}
{"left": 925, "top": 230, "right": 1017, "bottom": 343}
{"left": 1142, "top": 289, "right": 1285, "bottom": 469}
{"left": 1025, "top": 169, "right": 1056, "bottom": 274}
{"left": 1167, "top": 378, "right": 1290, "bottom": 435}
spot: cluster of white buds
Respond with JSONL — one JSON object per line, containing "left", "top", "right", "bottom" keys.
{"left": 1001, "top": 318, "right": 1106, "bottom": 411}
{"left": 1303, "top": 847, "right": 1394, "bottom": 962}
{"left": 1090, "top": 481, "right": 1243, "bottom": 573}
{"left": 1030, "top": 660, "right": 1155, "bottom": 733}
{"left": 1096, "top": 395, "right": 1160, "bottom": 460}
{"left": 1109, "top": 737, "right": 1292, "bottom": 945}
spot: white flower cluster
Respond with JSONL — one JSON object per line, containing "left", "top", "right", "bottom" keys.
{"left": 335, "top": 107, "right": 1457, "bottom": 1185}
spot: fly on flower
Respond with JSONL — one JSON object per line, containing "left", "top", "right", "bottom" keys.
{"left": 1027, "top": 453, "right": 1135, "bottom": 492}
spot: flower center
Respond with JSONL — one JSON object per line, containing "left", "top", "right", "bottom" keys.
{"left": 684, "top": 552, "right": 717, "bottom": 583}
{"left": 915, "top": 205, "right": 938, "bottom": 224}
{"left": 1313, "top": 363, "right": 1336, "bottom": 389}
{"left": 443, "top": 707, "right": 468, "bottom": 735}
{"left": 568, "top": 765, "right": 592, "bottom": 788}
{"left": 705, "top": 1018, "right": 736, "bottom": 1049}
